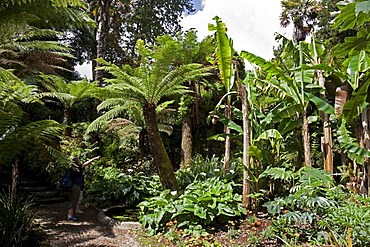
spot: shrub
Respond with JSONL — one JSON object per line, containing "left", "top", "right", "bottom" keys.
{"left": 175, "top": 154, "right": 242, "bottom": 190}
{"left": 85, "top": 165, "right": 162, "bottom": 208}
{"left": 139, "top": 177, "right": 246, "bottom": 237}
{"left": 263, "top": 167, "right": 370, "bottom": 246}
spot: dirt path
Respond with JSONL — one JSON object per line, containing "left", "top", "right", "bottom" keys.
{"left": 35, "top": 202, "right": 143, "bottom": 247}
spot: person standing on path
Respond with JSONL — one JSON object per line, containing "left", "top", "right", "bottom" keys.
{"left": 67, "top": 156, "right": 100, "bottom": 221}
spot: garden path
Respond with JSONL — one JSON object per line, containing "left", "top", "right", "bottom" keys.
{"left": 35, "top": 201, "right": 143, "bottom": 247}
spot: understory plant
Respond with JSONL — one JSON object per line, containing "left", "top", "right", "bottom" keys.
{"left": 175, "top": 154, "right": 243, "bottom": 190}
{"left": 263, "top": 167, "right": 370, "bottom": 246}
{"left": 85, "top": 165, "right": 162, "bottom": 208}
{"left": 139, "top": 177, "right": 247, "bottom": 237}
{"left": 0, "top": 191, "right": 37, "bottom": 247}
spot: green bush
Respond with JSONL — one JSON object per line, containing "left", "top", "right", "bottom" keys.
{"left": 263, "top": 167, "right": 370, "bottom": 246}
{"left": 139, "top": 177, "right": 246, "bottom": 237}
{"left": 85, "top": 165, "right": 162, "bottom": 208}
{"left": 175, "top": 154, "right": 242, "bottom": 190}
{"left": 0, "top": 191, "right": 37, "bottom": 247}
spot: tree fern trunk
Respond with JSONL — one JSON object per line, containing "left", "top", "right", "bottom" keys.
{"left": 180, "top": 115, "right": 192, "bottom": 169}
{"left": 143, "top": 103, "right": 179, "bottom": 191}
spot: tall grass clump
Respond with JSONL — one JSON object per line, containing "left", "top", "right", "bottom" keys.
{"left": 0, "top": 191, "right": 37, "bottom": 247}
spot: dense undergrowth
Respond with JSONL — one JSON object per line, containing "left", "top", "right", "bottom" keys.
{"left": 2, "top": 155, "right": 370, "bottom": 246}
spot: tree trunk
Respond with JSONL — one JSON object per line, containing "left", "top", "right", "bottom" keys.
{"left": 63, "top": 107, "right": 72, "bottom": 136}
{"left": 180, "top": 115, "right": 192, "bottom": 169}
{"left": 95, "top": 0, "right": 112, "bottom": 86}
{"left": 302, "top": 107, "right": 311, "bottom": 167}
{"left": 361, "top": 107, "right": 370, "bottom": 195}
{"left": 143, "top": 103, "right": 179, "bottom": 191}
{"left": 224, "top": 101, "right": 231, "bottom": 173}
{"left": 11, "top": 156, "right": 23, "bottom": 197}
{"left": 239, "top": 85, "right": 251, "bottom": 208}
{"left": 317, "top": 70, "right": 333, "bottom": 173}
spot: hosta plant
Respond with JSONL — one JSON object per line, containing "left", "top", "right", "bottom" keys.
{"left": 139, "top": 177, "right": 246, "bottom": 237}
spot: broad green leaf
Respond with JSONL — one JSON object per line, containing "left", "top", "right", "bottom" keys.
{"left": 241, "top": 51, "right": 301, "bottom": 104}
{"left": 333, "top": 28, "right": 370, "bottom": 58}
{"left": 217, "top": 116, "right": 243, "bottom": 133}
{"left": 337, "top": 120, "right": 370, "bottom": 164}
{"left": 306, "top": 93, "right": 335, "bottom": 115}
{"left": 355, "top": 1, "right": 370, "bottom": 15}
{"left": 347, "top": 51, "right": 370, "bottom": 88}
{"left": 334, "top": 2, "right": 370, "bottom": 30}
{"left": 257, "top": 129, "right": 283, "bottom": 141}
{"left": 342, "top": 76, "right": 370, "bottom": 121}
{"left": 272, "top": 104, "right": 302, "bottom": 122}
{"left": 278, "top": 118, "right": 301, "bottom": 134}
{"left": 248, "top": 145, "right": 262, "bottom": 161}
{"left": 194, "top": 205, "right": 207, "bottom": 219}
{"left": 208, "top": 16, "right": 232, "bottom": 91}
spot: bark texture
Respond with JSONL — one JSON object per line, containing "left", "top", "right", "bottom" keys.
{"left": 143, "top": 103, "right": 179, "bottom": 191}
{"left": 180, "top": 115, "right": 192, "bottom": 169}
{"left": 318, "top": 70, "right": 333, "bottom": 173}
{"left": 302, "top": 107, "right": 311, "bottom": 167}
{"left": 239, "top": 85, "right": 251, "bottom": 208}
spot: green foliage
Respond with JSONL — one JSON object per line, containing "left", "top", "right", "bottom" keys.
{"left": 85, "top": 165, "right": 162, "bottom": 208}
{"left": 175, "top": 154, "right": 242, "bottom": 190}
{"left": 336, "top": 119, "right": 370, "bottom": 164}
{"left": 322, "top": 195, "right": 370, "bottom": 246}
{"left": 139, "top": 177, "right": 246, "bottom": 237}
{"left": 263, "top": 167, "right": 370, "bottom": 246}
{"left": 0, "top": 191, "right": 37, "bottom": 247}
{"left": 0, "top": 68, "right": 64, "bottom": 163}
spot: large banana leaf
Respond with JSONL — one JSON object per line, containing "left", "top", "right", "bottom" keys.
{"left": 341, "top": 75, "right": 370, "bottom": 121}
{"left": 337, "top": 120, "right": 370, "bottom": 164}
{"left": 347, "top": 50, "right": 370, "bottom": 89}
{"left": 241, "top": 51, "right": 302, "bottom": 105}
{"left": 208, "top": 16, "right": 232, "bottom": 91}
{"left": 306, "top": 93, "right": 335, "bottom": 115}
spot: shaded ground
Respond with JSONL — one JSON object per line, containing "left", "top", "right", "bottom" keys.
{"left": 35, "top": 202, "right": 143, "bottom": 247}
{"left": 35, "top": 201, "right": 282, "bottom": 246}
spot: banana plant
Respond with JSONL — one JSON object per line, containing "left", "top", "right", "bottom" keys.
{"left": 241, "top": 45, "right": 313, "bottom": 167}
{"left": 208, "top": 16, "right": 235, "bottom": 172}
{"left": 208, "top": 16, "right": 254, "bottom": 207}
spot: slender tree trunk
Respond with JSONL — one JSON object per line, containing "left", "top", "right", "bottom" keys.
{"left": 95, "top": 0, "right": 112, "bottom": 86}
{"left": 180, "top": 115, "right": 192, "bottom": 169}
{"left": 63, "top": 107, "right": 72, "bottom": 136}
{"left": 11, "top": 156, "right": 23, "bottom": 197}
{"left": 224, "top": 101, "right": 231, "bottom": 173}
{"left": 317, "top": 70, "right": 333, "bottom": 173}
{"left": 302, "top": 107, "right": 311, "bottom": 167}
{"left": 239, "top": 85, "right": 251, "bottom": 208}
{"left": 361, "top": 107, "right": 370, "bottom": 195}
{"left": 143, "top": 103, "right": 179, "bottom": 191}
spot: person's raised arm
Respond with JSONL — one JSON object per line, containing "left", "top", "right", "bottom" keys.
{"left": 82, "top": 156, "right": 100, "bottom": 168}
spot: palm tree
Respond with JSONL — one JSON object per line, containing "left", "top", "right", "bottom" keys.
{"left": 280, "top": 0, "right": 322, "bottom": 42}
{"left": 0, "top": 68, "right": 63, "bottom": 196}
{"left": 87, "top": 50, "right": 210, "bottom": 190}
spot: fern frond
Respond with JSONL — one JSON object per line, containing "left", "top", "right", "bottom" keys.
{"left": 86, "top": 106, "right": 129, "bottom": 133}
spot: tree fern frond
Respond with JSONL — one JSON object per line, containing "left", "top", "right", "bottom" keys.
{"left": 86, "top": 106, "right": 129, "bottom": 133}
{"left": 0, "top": 120, "right": 63, "bottom": 160}
{"left": 97, "top": 98, "right": 130, "bottom": 111}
